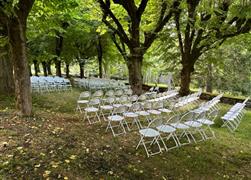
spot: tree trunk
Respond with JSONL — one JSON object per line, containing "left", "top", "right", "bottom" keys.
{"left": 79, "top": 62, "right": 85, "bottom": 78}
{"left": 55, "top": 59, "right": 61, "bottom": 77}
{"left": 7, "top": 18, "right": 32, "bottom": 116}
{"left": 66, "top": 63, "right": 70, "bottom": 78}
{"left": 96, "top": 35, "right": 103, "bottom": 78}
{"left": 55, "top": 32, "right": 64, "bottom": 77}
{"left": 206, "top": 63, "right": 213, "bottom": 93}
{"left": 0, "top": 47, "right": 15, "bottom": 95}
{"left": 29, "top": 65, "right": 32, "bottom": 76}
{"left": 47, "top": 61, "right": 52, "bottom": 75}
{"left": 33, "top": 60, "right": 39, "bottom": 76}
{"left": 42, "top": 61, "right": 48, "bottom": 76}
{"left": 179, "top": 63, "right": 194, "bottom": 96}
{"left": 127, "top": 54, "right": 143, "bottom": 95}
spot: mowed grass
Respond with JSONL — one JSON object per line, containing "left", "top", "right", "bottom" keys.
{"left": 0, "top": 89, "right": 250, "bottom": 179}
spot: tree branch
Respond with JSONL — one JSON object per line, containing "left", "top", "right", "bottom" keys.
{"left": 97, "top": 0, "right": 130, "bottom": 46}
{"left": 143, "top": 0, "right": 180, "bottom": 52}
{"left": 110, "top": 32, "right": 128, "bottom": 61}
{"left": 137, "top": 0, "right": 149, "bottom": 19}
{"left": 174, "top": 10, "right": 184, "bottom": 55}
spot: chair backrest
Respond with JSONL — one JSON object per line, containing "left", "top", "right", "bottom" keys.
{"left": 119, "top": 95, "right": 129, "bottom": 103}
{"left": 113, "top": 105, "right": 128, "bottom": 114}
{"left": 105, "top": 96, "right": 115, "bottom": 104}
{"left": 243, "top": 97, "right": 250, "bottom": 104}
{"left": 165, "top": 114, "right": 180, "bottom": 124}
{"left": 115, "top": 89, "right": 123, "bottom": 96}
{"left": 105, "top": 90, "right": 114, "bottom": 97}
{"left": 206, "top": 109, "right": 218, "bottom": 121}
{"left": 79, "top": 91, "right": 90, "bottom": 99}
{"left": 125, "top": 89, "right": 133, "bottom": 96}
{"left": 143, "top": 101, "right": 152, "bottom": 110}
{"left": 130, "top": 102, "right": 141, "bottom": 112}
{"left": 93, "top": 90, "right": 104, "bottom": 98}
{"left": 138, "top": 94, "right": 147, "bottom": 101}
{"left": 180, "top": 111, "right": 194, "bottom": 122}
{"left": 129, "top": 95, "right": 138, "bottom": 102}
{"left": 148, "top": 117, "right": 163, "bottom": 128}
{"left": 153, "top": 101, "right": 164, "bottom": 109}
{"left": 89, "top": 98, "right": 101, "bottom": 106}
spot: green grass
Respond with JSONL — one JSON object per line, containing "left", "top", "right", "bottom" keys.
{"left": 0, "top": 89, "right": 251, "bottom": 179}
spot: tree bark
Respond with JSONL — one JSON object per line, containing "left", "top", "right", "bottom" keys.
{"left": 79, "top": 62, "right": 85, "bottom": 78}
{"left": 96, "top": 35, "right": 103, "bottom": 78}
{"left": 33, "top": 59, "right": 39, "bottom": 76}
{"left": 206, "top": 63, "right": 213, "bottom": 93}
{"left": 55, "top": 33, "right": 64, "bottom": 77}
{"left": 127, "top": 53, "right": 143, "bottom": 95}
{"left": 7, "top": 18, "right": 32, "bottom": 116}
{"left": 55, "top": 60, "right": 61, "bottom": 77}
{"left": 179, "top": 60, "right": 194, "bottom": 96}
{"left": 47, "top": 61, "right": 52, "bottom": 75}
{"left": 42, "top": 61, "right": 48, "bottom": 76}
{"left": 0, "top": 47, "right": 15, "bottom": 95}
{"left": 66, "top": 63, "right": 70, "bottom": 78}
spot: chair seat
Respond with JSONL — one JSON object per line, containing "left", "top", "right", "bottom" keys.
{"left": 78, "top": 100, "right": 89, "bottom": 104}
{"left": 85, "top": 107, "right": 98, "bottom": 112}
{"left": 158, "top": 108, "right": 172, "bottom": 113}
{"left": 171, "top": 123, "right": 189, "bottom": 129}
{"left": 136, "top": 111, "right": 150, "bottom": 116}
{"left": 197, "top": 118, "right": 214, "bottom": 125}
{"left": 184, "top": 121, "right": 202, "bottom": 127}
{"left": 123, "top": 112, "right": 138, "bottom": 118}
{"left": 100, "top": 105, "right": 113, "bottom": 110}
{"left": 108, "top": 115, "right": 124, "bottom": 121}
{"left": 139, "top": 128, "right": 160, "bottom": 137}
{"left": 125, "top": 103, "right": 132, "bottom": 107}
{"left": 147, "top": 110, "right": 161, "bottom": 115}
{"left": 156, "top": 125, "right": 176, "bottom": 133}
{"left": 113, "top": 104, "right": 122, "bottom": 108}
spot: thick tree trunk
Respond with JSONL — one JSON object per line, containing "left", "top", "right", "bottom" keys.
{"left": 42, "top": 61, "right": 48, "bottom": 76}
{"left": 206, "top": 63, "right": 213, "bottom": 93}
{"left": 33, "top": 60, "right": 39, "bottom": 76}
{"left": 179, "top": 63, "right": 194, "bottom": 96}
{"left": 79, "top": 63, "right": 85, "bottom": 78}
{"left": 127, "top": 54, "right": 143, "bottom": 95}
{"left": 0, "top": 47, "right": 15, "bottom": 95}
{"left": 96, "top": 35, "right": 103, "bottom": 78}
{"left": 66, "top": 63, "right": 70, "bottom": 78}
{"left": 7, "top": 19, "right": 32, "bottom": 116}
{"left": 55, "top": 59, "right": 61, "bottom": 77}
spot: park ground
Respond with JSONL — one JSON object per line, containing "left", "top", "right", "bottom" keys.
{"left": 0, "top": 89, "right": 251, "bottom": 179}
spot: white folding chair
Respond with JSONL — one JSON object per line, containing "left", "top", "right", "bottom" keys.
{"left": 106, "top": 105, "right": 128, "bottom": 136}
{"left": 155, "top": 115, "right": 180, "bottom": 151}
{"left": 83, "top": 98, "right": 101, "bottom": 124}
{"left": 100, "top": 96, "right": 115, "bottom": 121}
{"left": 77, "top": 91, "right": 91, "bottom": 112}
{"left": 136, "top": 120, "right": 163, "bottom": 157}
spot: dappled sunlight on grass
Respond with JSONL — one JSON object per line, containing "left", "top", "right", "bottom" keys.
{"left": 0, "top": 90, "right": 251, "bottom": 179}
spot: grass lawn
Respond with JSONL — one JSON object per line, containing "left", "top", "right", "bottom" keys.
{"left": 0, "top": 89, "right": 251, "bottom": 179}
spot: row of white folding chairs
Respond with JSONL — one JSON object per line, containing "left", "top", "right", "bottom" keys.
{"left": 31, "top": 76, "right": 72, "bottom": 93}
{"left": 74, "top": 78, "right": 126, "bottom": 90}
{"left": 174, "top": 89, "right": 202, "bottom": 108}
{"left": 82, "top": 98, "right": 173, "bottom": 133}
{"left": 221, "top": 97, "right": 249, "bottom": 132}
{"left": 192, "top": 93, "right": 223, "bottom": 114}
{"left": 136, "top": 108, "right": 218, "bottom": 157}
